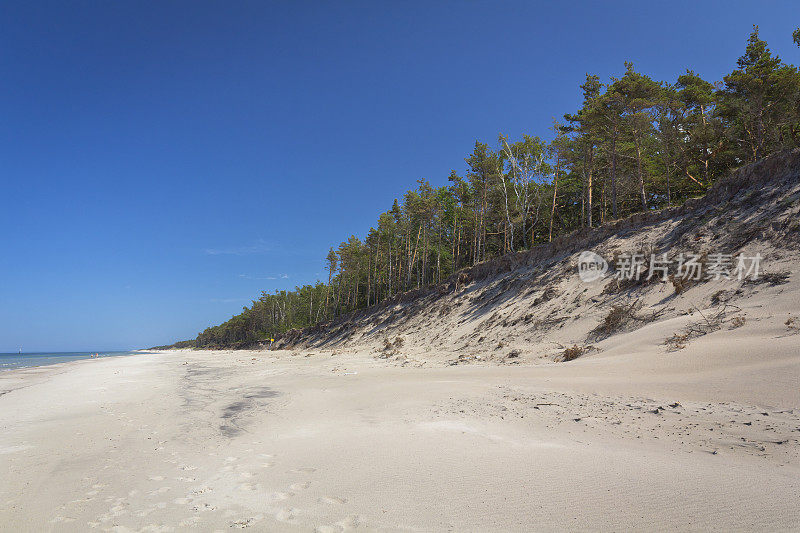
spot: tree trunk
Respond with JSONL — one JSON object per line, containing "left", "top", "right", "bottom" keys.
{"left": 634, "top": 130, "right": 647, "bottom": 209}
{"left": 587, "top": 148, "right": 594, "bottom": 228}
{"left": 611, "top": 126, "right": 618, "bottom": 219}
{"left": 549, "top": 157, "right": 560, "bottom": 242}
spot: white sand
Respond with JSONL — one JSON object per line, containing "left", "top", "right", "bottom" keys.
{"left": 1, "top": 330, "right": 798, "bottom": 531}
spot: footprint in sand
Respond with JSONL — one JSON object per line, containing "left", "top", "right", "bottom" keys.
{"left": 230, "top": 517, "right": 256, "bottom": 528}
{"left": 190, "top": 503, "right": 217, "bottom": 512}
{"left": 315, "top": 515, "right": 362, "bottom": 532}
{"left": 289, "top": 481, "right": 310, "bottom": 491}
{"left": 275, "top": 508, "right": 298, "bottom": 522}
{"left": 289, "top": 467, "right": 316, "bottom": 474}
{"left": 337, "top": 515, "right": 362, "bottom": 529}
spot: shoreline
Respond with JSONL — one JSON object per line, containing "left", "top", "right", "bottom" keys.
{"left": 0, "top": 351, "right": 148, "bottom": 375}
{"left": 0, "top": 353, "right": 139, "bottom": 397}
{"left": 1, "top": 347, "right": 798, "bottom": 530}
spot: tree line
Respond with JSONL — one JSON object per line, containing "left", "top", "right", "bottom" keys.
{"left": 194, "top": 26, "right": 800, "bottom": 348}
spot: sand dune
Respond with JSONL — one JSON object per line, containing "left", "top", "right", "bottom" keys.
{"left": 1, "top": 331, "right": 798, "bottom": 531}
{"left": 3, "top": 153, "right": 800, "bottom": 531}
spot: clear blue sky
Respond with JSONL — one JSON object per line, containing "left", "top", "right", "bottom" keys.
{"left": 1, "top": 1, "right": 797, "bottom": 351}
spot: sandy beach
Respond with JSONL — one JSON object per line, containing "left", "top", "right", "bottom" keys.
{"left": 6, "top": 4, "right": 800, "bottom": 531}
{"left": 1, "top": 341, "right": 798, "bottom": 532}
{"left": 5, "top": 157, "right": 798, "bottom": 532}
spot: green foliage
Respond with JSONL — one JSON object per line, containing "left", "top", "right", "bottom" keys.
{"left": 717, "top": 26, "right": 800, "bottom": 161}
{"left": 150, "top": 339, "right": 196, "bottom": 350}
{"left": 189, "top": 26, "right": 800, "bottom": 349}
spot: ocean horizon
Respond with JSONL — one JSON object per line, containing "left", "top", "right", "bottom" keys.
{"left": 0, "top": 351, "right": 143, "bottom": 372}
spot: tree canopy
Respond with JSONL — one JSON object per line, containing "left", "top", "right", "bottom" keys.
{"left": 193, "top": 26, "right": 800, "bottom": 349}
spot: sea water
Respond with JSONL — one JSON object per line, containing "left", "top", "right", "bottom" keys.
{"left": 0, "top": 351, "right": 142, "bottom": 371}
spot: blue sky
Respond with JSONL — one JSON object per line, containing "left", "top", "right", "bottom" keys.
{"left": 1, "top": 1, "right": 798, "bottom": 351}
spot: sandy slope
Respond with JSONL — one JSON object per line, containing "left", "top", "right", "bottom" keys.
{"left": 1, "top": 336, "right": 798, "bottom": 532}
{"left": 2, "top": 152, "right": 799, "bottom": 531}
{"left": 278, "top": 150, "right": 800, "bottom": 370}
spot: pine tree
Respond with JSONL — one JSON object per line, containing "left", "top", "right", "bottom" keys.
{"left": 718, "top": 26, "right": 800, "bottom": 162}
